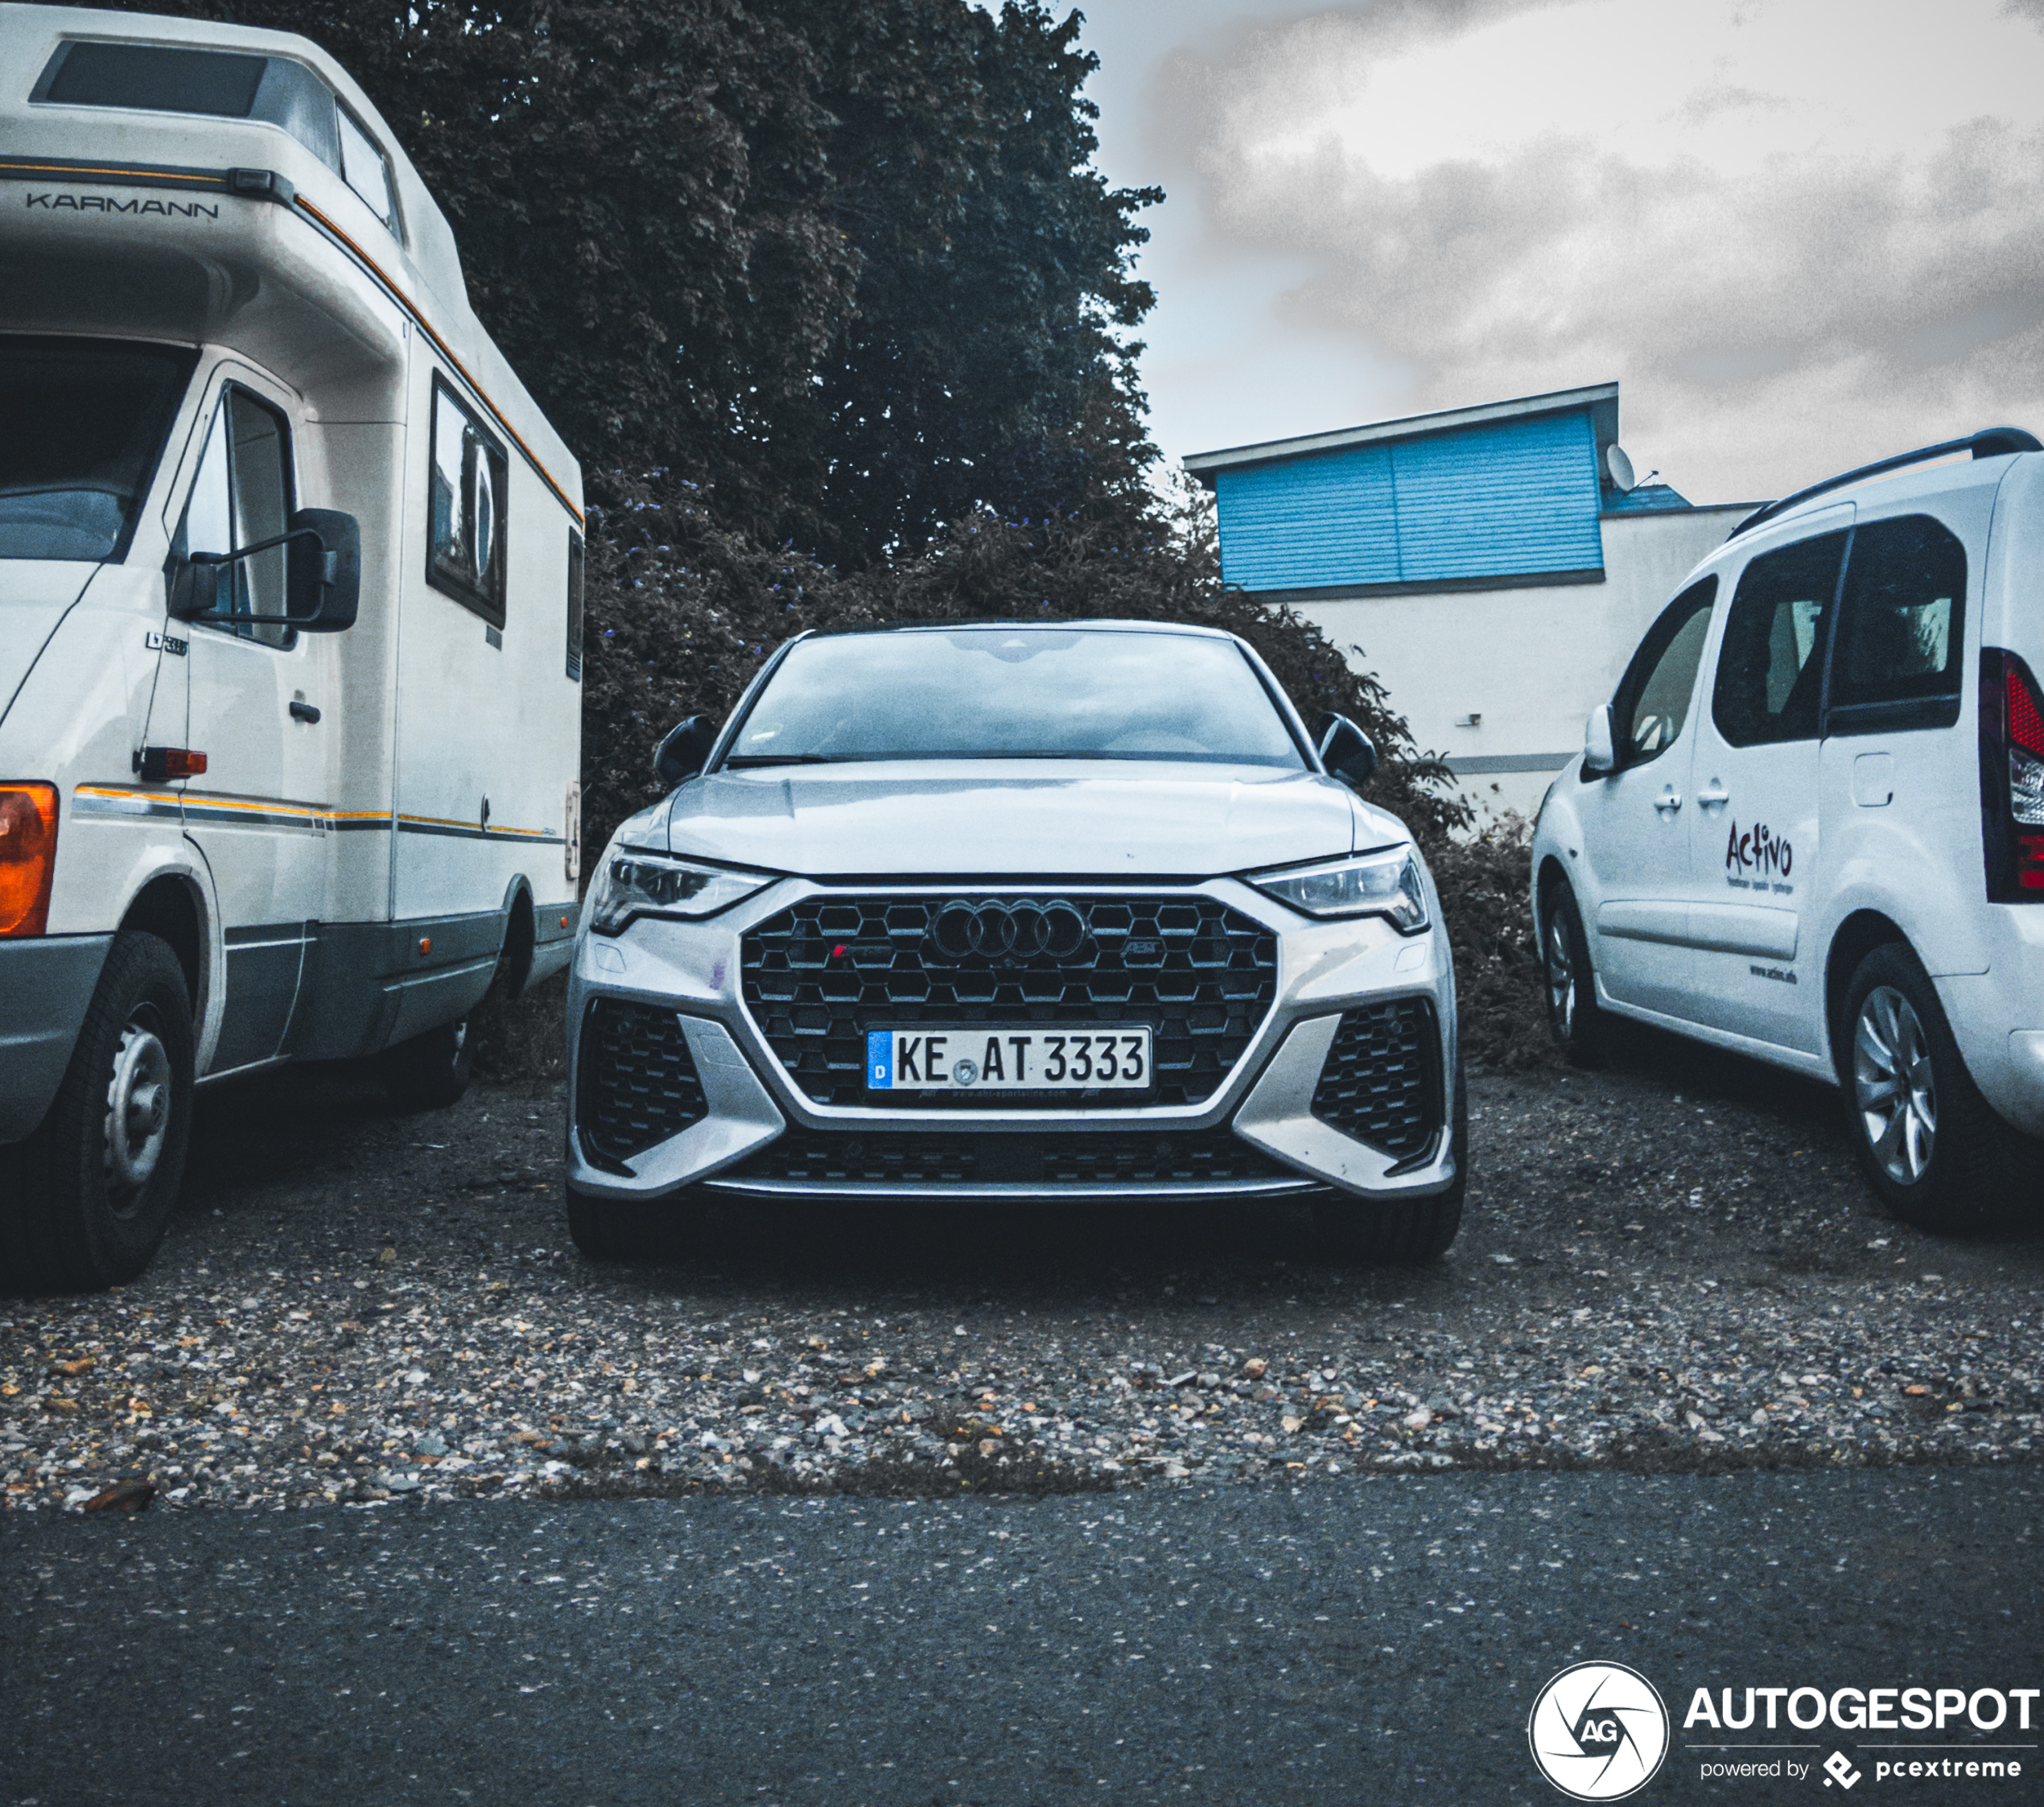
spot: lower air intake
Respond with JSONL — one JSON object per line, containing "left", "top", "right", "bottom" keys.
{"left": 1309, "top": 998, "right": 1440, "bottom": 1161}
{"left": 576, "top": 998, "right": 707, "bottom": 1167}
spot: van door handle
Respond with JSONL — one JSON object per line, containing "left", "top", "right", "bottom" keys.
{"left": 290, "top": 700, "right": 322, "bottom": 724}
{"left": 1696, "top": 782, "right": 1729, "bottom": 807}
{"left": 1654, "top": 787, "right": 1683, "bottom": 814}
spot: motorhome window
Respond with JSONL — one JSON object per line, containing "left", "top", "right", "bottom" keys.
{"left": 1827, "top": 514, "right": 1968, "bottom": 733}
{"left": 427, "top": 377, "right": 509, "bottom": 626}
{"left": 0, "top": 338, "right": 196, "bottom": 563}
{"left": 35, "top": 42, "right": 344, "bottom": 174}
{"left": 175, "top": 386, "right": 297, "bottom": 650}
{"left": 1712, "top": 530, "right": 1848, "bottom": 748}
{"left": 42, "top": 40, "right": 265, "bottom": 114}
{"left": 1610, "top": 576, "right": 1716, "bottom": 768}
{"left": 338, "top": 105, "right": 398, "bottom": 226}
{"left": 566, "top": 533, "right": 585, "bottom": 681}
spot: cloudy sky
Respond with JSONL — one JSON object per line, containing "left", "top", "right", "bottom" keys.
{"left": 1068, "top": 0, "right": 2044, "bottom": 505}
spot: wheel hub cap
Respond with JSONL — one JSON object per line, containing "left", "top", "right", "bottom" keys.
{"left": 1853, "top": 985, "right": 1935, "bottom": 1185}
{"left": 105, "top": 1021, "right": 172, "bottom": 1195}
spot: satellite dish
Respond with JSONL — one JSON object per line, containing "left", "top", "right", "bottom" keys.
{"left": 1605, "top": 443, "right": 1637, "bottom": 493}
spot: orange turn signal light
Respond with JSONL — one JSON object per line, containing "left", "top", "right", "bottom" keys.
{"left": 0, "top": 783, "right": 59, "bottom": 938}
{"left": 418, "top": 937, "right": 433, "bottom": 955}
{"left": 138, "top": 747, "right": 207, "bottom": 782}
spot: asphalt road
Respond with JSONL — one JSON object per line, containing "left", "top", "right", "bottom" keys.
{"left": 6, "top": 1466, "right": 2041, "bottom": 1805}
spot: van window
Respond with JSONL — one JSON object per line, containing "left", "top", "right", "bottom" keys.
{"left": 175, "top": 386, "right": 296, "bottom": 649}
{"left": 35, "top": 42, "right": 342, "bottom": 173}
{"left": 1609, "top": 576, "right": 1716, "bottom": 769}
{"left": 427, "top": 376, "right": 509, "bottom": 626}
{"left": 1712, "top": 530, "right": 1848, "bottom": 748}
{"left": 566, "top": 533, "right": 585, "bottom": 681}
{"left": 0, "top": 337, "right": 196, "bottom": 562}
{"left": 337, "top": 104, "right": 398, "bottom": 226}
{"left": 1828, "top": 514, "right": 1967, "bottom": 733}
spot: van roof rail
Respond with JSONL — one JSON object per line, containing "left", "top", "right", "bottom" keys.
{"left": 1729, "top": 427, "right": 2043, "bottom": 539}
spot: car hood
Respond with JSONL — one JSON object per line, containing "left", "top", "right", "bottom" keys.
{"left": 653, "top": 761, "right": 1404, "bottom": 877}
{"left": 0, "top": 562, "right": 98, "bottom": 726}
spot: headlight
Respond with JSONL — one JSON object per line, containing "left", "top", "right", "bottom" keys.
{"left": 1250, "top": 845, "right": 1429, "bottom": 933}
{"left": 587, "top": 848, "right": 777, "bottom": 934}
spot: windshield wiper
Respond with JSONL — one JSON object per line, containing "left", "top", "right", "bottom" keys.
{"left": 722, "top": 754, "right": 848, "bottom": 767}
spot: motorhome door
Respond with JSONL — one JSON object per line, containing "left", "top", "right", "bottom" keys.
{"left": 163, "top": 367, "right": 332, "bottom": 1073}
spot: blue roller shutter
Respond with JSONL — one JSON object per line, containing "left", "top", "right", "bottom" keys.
{"left": 1212, "top": 409, "right": 1605, "bottom": 592}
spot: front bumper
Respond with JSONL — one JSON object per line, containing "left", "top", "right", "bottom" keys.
{"left": 0, "top": 934, "right": 112, "bottom": 1143}
{"left": 563, "top": 877, "right": 1458, "bottom": 1206}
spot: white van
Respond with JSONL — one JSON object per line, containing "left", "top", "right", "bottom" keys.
{"left": 0, "top": 6, "right": 585, "bottom": 1289}
{"left": 1531, "top": 427, "right": 2044, "bottom": 1233}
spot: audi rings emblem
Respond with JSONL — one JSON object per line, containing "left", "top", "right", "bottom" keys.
{"left": 929, "top": 899, "right": 1087, "bottom": 961}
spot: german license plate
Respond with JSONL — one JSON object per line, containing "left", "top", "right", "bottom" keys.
{"left": 865, "top": 1027, "right": 1152, "bottom": 1093}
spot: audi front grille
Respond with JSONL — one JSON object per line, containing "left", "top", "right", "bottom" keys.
{"left": 1309, "top": 997, "right": 1440, "bottom": 1161}
{"left": 740, "top": 893, "right": 1279, "bottom": 1108}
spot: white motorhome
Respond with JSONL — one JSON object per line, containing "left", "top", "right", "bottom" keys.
{"left": 0, "top": 6, "right": 585, "bottom": 1290}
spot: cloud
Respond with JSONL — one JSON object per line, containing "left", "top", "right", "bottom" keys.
{"left": 1160, "top": 0, "right": 2044, "bottom": 499}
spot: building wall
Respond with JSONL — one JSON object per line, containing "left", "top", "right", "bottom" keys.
{"left": 1291, "top": 505, "right": 1749, "bottom": 822}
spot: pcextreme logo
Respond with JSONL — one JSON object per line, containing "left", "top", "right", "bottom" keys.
{"left": 1528, "top": 1661, "right": 1671, "bottom": 1800}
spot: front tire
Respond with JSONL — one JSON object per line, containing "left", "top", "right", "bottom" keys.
{"left": 381, "top": 1017, "right": 474, "bottom": 1112}
{"left": 1842, "top": 943, "right": 2036, "bottom": 1233}
{"left": 1314, "top": 1055, "right": 1467, "bottom": 1263}
{"left": 0, "top": 931, "right": 195, "bottom": 1293}
{"left": 567, "top": 1186, "right": 699, "bottom": 1262}
{"left": 1539, "top": 877, "right": 1609, "bottom": 1065}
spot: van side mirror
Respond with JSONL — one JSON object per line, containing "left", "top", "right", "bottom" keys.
{"left": 653, "top": 715, "right": 716, "bottom": 786}
{"left": 1313, "top": 711, "right": 1378, "bottom": 789}
{"left": 1583, "top": 703, "right": 1617, "bottom": 775}
{"left": 285, "top": 509, "right": 360, "bottom": 632}
{"left": 165, "top": 508, "right": 361, "bottom": 633}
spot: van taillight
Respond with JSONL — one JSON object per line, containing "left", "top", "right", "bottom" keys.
{"left": 1981, "top": 649, "right": 2044, "bottom": 899}
{"left": 0, "top": 783, "right": 59, "bottom": 936}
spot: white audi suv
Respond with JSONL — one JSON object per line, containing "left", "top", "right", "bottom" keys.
{"left": 564, "top": 621, "right": 1463, "bottom": 1260}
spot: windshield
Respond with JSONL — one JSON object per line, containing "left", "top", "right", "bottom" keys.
{"left": 0, "top": 339, "right": 197, "bottom": 562}
{"left": 726, "top": 627, "right": 1307, "bottom": 768}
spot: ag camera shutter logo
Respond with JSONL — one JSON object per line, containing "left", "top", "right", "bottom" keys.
{"left": 1528, "top": 1661, "right": 1670, "bottom": 1799}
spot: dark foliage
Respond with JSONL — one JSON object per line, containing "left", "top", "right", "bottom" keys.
{"left": 100, "top": 0, "right": 1549, "bottom": 1071}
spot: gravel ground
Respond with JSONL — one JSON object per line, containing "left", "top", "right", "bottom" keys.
{"left": 5, "top": 1021, "right": 2042, "bottom": 1513}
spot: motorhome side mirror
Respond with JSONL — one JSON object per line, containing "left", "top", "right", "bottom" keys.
{"left": 1312, "top": 711, "right": 1378, "bottom": 789}
{"left": 653, "top": 715, "right": 716, "bottom": 786}
{"left": 1583, "top": 703, "right": 1617, "bottom": 775}
{"left": 285, "top": 508, "right": 361, "bottom": 632}
{"left": 164, "top": 508, "right": 361, "bottom": 631}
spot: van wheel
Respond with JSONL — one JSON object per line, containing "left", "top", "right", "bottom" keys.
{"left": 1842, "top": 943, "right": 2036, "bottom": 1233}
{"left": 1314, "top": 1056, "right": 1466, "bottom": 1263}
{"left": 1540, "top": 878, "right": 1609, "bottom": 1064}
{"left": 381, "top": 1017, "right": 473, "bottom": 1112}
{"left": 0, "top": 931, "right": 195, "bottom": 1294}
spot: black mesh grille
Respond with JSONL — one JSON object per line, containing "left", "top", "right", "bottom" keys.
{"left": 576, "top": 998, "right": 707, "bottom": 1165}
{"left": 1310, "top": 998, "right": 1440, "bottom": 1161}
{"left": 741, "top": 893, "right": 1279, "bottom": 1108}
{"left": 718, "top": 1129, "right": 1309, "bottom": 1189}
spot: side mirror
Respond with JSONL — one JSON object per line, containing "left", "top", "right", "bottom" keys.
{"left": 653, "top": 715, "right": 716, "bottom": 786}
{"left": 284, "top": 508, "right": 361, "bottom": 633}
{"left": 1313, "top": 711, "right": 1378, "bottom": 789}
{"left": 165, "top": 508, "right": 361, "bottom": 633}
{"left": 1583, "top": 703, "right": 1617, "bottom": 775}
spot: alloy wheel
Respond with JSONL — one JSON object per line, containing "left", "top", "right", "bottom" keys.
{"left": 1854, "top": 984, "right": 1936, "bottom": 1185}
{"left": 1544, "top": 910, "right": 1576, "bottom": 1037}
